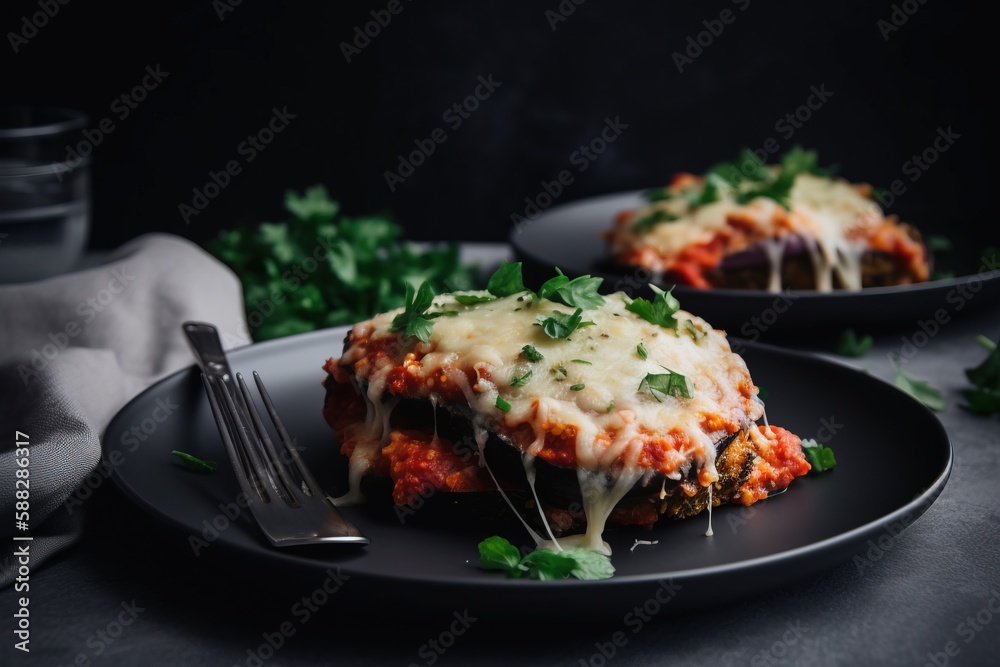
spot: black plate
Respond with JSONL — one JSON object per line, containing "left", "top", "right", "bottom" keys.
{"left": 104, "top": 326, "right": 951, "bottom": 617}
{"left": 510, "top": 191, "right": 1000, "bottom": 341}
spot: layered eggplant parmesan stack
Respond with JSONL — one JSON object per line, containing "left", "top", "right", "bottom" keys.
{"left": 607, "top": 148, "right": 930, "bottom": 292}
{"left": 322, "top": 265, "right": 811, "bottom": 553}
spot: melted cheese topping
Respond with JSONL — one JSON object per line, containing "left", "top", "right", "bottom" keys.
{"left": 612, "top": 173, "right": 887, "bottom": 292}
{"left": 336, "top": 291, "right": 763, "bottom": 553}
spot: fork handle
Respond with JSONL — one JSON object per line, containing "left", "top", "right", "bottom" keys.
{"left": 182, "top": 322, "right": 233, "bottom": 380}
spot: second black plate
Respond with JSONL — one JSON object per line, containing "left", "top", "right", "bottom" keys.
{"left": 510, "top": 191, "right": 1000, "bottom": 340}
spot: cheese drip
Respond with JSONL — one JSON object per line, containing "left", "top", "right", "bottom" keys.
{"left": 705, "top": 485, "right": 714, "bottom": 537}
{"left": 332, "top": 378, "right": 399, "bottom": 506}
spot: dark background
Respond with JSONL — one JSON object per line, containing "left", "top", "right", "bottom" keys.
{"left": 4, "top": 0, "right": 989, "bottom": 250}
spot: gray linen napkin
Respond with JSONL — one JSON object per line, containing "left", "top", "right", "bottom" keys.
{"left": 0, "top": 233, "right": 249, "bottom": 587}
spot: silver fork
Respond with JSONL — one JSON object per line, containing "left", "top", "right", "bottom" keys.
{"left": 183, "top": 322, "right": 369, "bottom": 547}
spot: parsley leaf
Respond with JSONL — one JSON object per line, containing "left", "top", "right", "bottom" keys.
{"left": 684, "top": 320, "right": 708, "bottom": 342}
{"left": 964, "top": 388, "right": 1000, "bottom": 415}
{"left": 521, "top": 345, "right": 544, "bottom": 362}
{"left": 684, "top": 147, "right": 833, "bottom": 210}
{"left": 390, "top": 281, "right": 437, "bottom": 343}
{"left": 962, "top": 335, "right": 1000, "bottom": 415}
{"left": 800, "top": 438, "right": 837, "bottom": 472}
{"left": 511, "top": 370, "right": 532, "bottom": 387}
{"left": 983, "top": 246, "right": 1000, "bottom": 268}
{"left": 570, "top": 383, "right": 585, "bottom": 391}
{"left": 625, "top": 285, "right": 681, "bottom": 329}
{"left": 683, "top": 319, "right": 706, "bottom": 341}
{"left": 965, "top": 335, "right": 999, "bottom": 388}
{"left": 478, "top": 536, "right": 523, "bottom": 574}
{"left": 925, "top": 235, "right": 952, "bottom": 254}
{"left": 637, "top": 342, "right": 648, "bottom": 359}
{"left": 645, "top": 187, "right": 673, "bottom": 202}
{"left": 632, "top": 209, "right": 679, "bottom": 233}
{"left": 454, "top": 291, "right": 496, "bottom": 305}
{"left": 737, "top": 149, "right": 774, "bottom": 181}
{"left": 519, "top": 548, "right": 577, "bottom": 580}
{"left": 891, "top": 354, "right": 945, "bottom": 411}
{"left": 171, "top": 450, "right": 218, "bottom": 473}
{"left": 477, "top": 536, "right": 614, "bottom": 581}
{"left": 837, "top": 328, "right": 873, "bottom": 357}
{"left": 537, "top": 308, "right": 593, "bottom": 339}
{"left": 639, "top": 369, "right": 692, "bottom": 401}
{"left": 742, "top": 147, "right": 829, "bottom": 208}
{"left": 538, "top": 268, "right": 606, "bottom": 309}
{"left": 404, "top": 317, "right": 435, "bottom": 343}
{"left": 691, "top": 172, "right": 726, "bottom": 206}
{"left": 486, "top": 260, "right": 526, "bottom": 297}
{"left": 559, "top": 548, "right": 617, "bottom": 580}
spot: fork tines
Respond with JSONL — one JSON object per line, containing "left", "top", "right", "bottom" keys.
{"left": 201, "top": 370, "right": 369, "bottom": 547}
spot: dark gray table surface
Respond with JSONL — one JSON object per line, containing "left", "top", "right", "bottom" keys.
{"left": 4, "top": 245, "right": 999, "bottom": 667}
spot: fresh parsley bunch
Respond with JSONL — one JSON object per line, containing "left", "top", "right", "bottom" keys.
{"left": 208, "top": 185, "right": 480, "bottom": 341}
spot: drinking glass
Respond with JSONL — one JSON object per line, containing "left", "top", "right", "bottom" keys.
{"left": 0, "top": 105, "right": 91, "bottom": 282}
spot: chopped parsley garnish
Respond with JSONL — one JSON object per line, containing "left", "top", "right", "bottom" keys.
{"left": 453, "top": 292, "right": 495, "bottom": 305}
{"left": 477, "top": 535, "right": 614, "bottom": 581}
{"left": 636, "top": 342, "right": 648, "bottom": 359}
{"left": 625, "top": 285, "right": 681, "bottom": 330}
{"left": 171, "top": 450, "right": 218, "bottom": 473}
{"left": 478, "top": 535, "right": 521, "bottom": 572}
{"left": 925, "top": 235, "right": 952, "bottom": 254}
{"left": 570, "top": 359, "right": 592, "bottom": 365}
{"left": 800, "top": 438, "right": 837, "bottom": 472}
{"left": 511, "top": 370, "right": 532, "bottom": 387}
{"left": 983, "top": 246, "right": 1000, "bottom": 268}
{"left": 744, "top": 147, "right": 832, "bottom": 208}
{"left": 692, "top": 147, "right": 833, "bottom": 210}
{"left": 606, "top": 400, "right": 615, "bottom": 412}
{"left": 632, "top": 209, "right": 679, "bottom": 233}
{"left": 495, "top": 396, "right": 512, "bottom": 412}
{"left": 962, "top": 335, "right": 1000, "bottom": 415}
{"left": 570, "top": 383, "right": 585, "bottom": 391}
{"left": 836, "top": 328, "right": 873, "bottom": 357}
{"left": 683, "top": 319, "right": 706, "bottom": 341}
{"left": 694, "top": 170, "right": 742, "bottom": 206}
{"left": 486, "top": 259, "right": 527, "bottom": 297}
{"left": 389, "top": 281, "right": 437, "bottom": 343}
{"left": 538, "top": 268, "right": 606, "bottom": 310}
{"left": 890, "top": 354, "right": 945, "bottom": 411}
{"left": 639, "top": 369, "right": 692, "bottom": 401}
{"left": 645, "top": 187, "right": 672, "bottom": 202}
{"left": 536, "top": 308, "right": 594, "bottom": 339}
{"left": 521, "top": 345, "right": 544, "bottom": 362}
{"left": 551, "top": 365, "right": 568, "bottom": 381}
